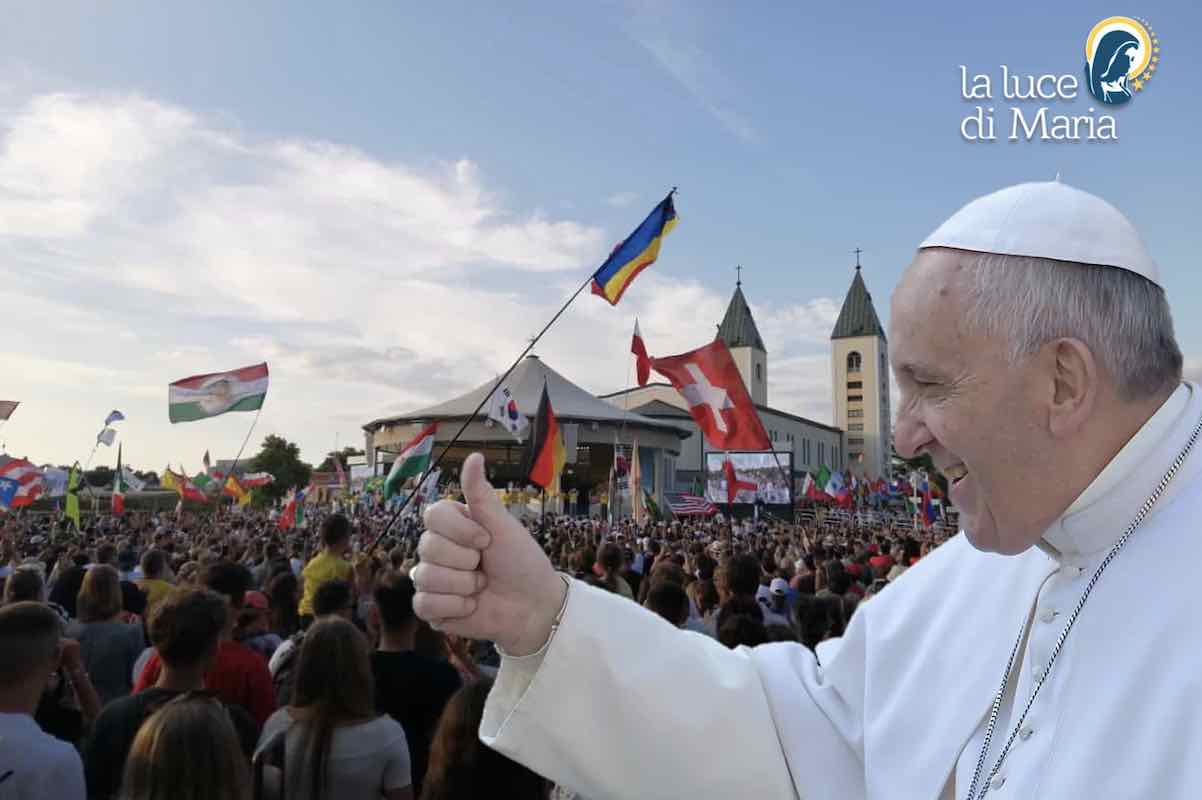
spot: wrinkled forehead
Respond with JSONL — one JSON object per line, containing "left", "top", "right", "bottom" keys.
{"left": 888, "top": 249, "right": 976, "bottom": 376}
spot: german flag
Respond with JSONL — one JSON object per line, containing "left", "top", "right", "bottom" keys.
{"left": 521, "top": 385, "right": 566, "bottom": 490}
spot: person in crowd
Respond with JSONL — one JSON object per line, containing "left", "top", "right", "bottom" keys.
{"left": 235, "top": 590, "right": 283, "bottom": 661}
{"left": 47, "top": 566, "right": 87, "bottom": 619}
{"left": 132, "top": 561, "right": 274, "bottom": 727}
{"left": 297, "top": 515, "right": 354, "bottom": 626}
{"left": 759, "top": 577, "right": 793, "bottom": 628}
{"left": 85, "top": 587, "right": 259, "bottom": 800}
{"left": 67, "top": 565, "right": 145, "bottom": 705}
{"left": 645, "top": 581, "right": 689, "bottom": 628}
{"left": 117, "top": 695, "right": 252, "bottom": 800}
{"left": 371, "top": 572, "right": 462, "bottom": 796}
{"left": 420, "top": 679, "right": 549, "bottom": 800}
{"left": 0, "top": 602, "right": 87, "bottom": 800}
{"left": 135, "top": 550, "right": 173, "bottom": 614}
{"left": 267, "top": 570, "right": 300, "bottom": 638}
{"left": 256, "top": 617, "right": 413, "bottom": 800}
{"left": 269, "top": 580, "right": 355, "bottom": 706}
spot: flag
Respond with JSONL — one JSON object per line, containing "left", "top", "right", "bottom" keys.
{"left": 665, "top": 492, "right": 717, "bottom": 517}
{"left": 278, "top": 488, "right": 297, "bottom": 529}
{"left": 97, "top": 427, "right": 117, "bottom": 447}
{"left": 240, "top": 472, "right": 274, "bottom": 488}
{"left": 112, "top": 445, "right": 126, "bottom": 515}
{"left": 224, "top": 474, "right": 251, "bottom": 506}
{"left": 0, "top": 456, "right": 43, "bottom": 509}
{"left": 722, "top": 457, "right": 757, "bottom": 505}
{"left": 168, "top": 362, "right": 269, "bottom": 423}
{"left": 66, "top": 465, "right": 80, "bottom": 530}
{"left": 416, "top": 468, "right": 441, "bottom": 503}
{"left": 921, "top": 477, "right": 939, "bottom": 527}
{"left": 104, "top": 410, "right": 125, "bottom": 426}
{"left": 0, "top": 401, "right": 18, "bottom": 421}
{"left": 121, "top": 465, "right": 147, "bottom": 492}
{"left": 41, "top": 467, "right": 69, "bottom": 498}
{"left": 333, "top": 456, "right": 348, "bottom": 489}
{"left": 163, "top": 468, "right": 206, "bottom": 502}
{"left": 590, "top": 192, "right": 678, "bottom": 305}
{"left": 650, "top": 340, "right": 770, "bottom": 450}
{"left": 799, "top": 472, "right": 815, "bottom": 499}
{"left": 519, "top": 386, "right": 566, "bottom": 491}
{"left": 631, "top": 319, "right": 651, "bottom": 387}
{"left": 203, "top": 451, "right": 212, "bottom": 474}
{"left": 160, "top": 468, "right": 178, "bottom": 493}
{"left": 295, "top": 484, "right": 311, "bottom": 526}
{"left": 816, "top": 465, "right": 831, "bottom": 493}
{"left": 487, "top": 385, "right": 528, "bottom": 441}
{"left": 384, "top": 422, "right": 438, "bottom": 500}
{"left": 643, "top": 488, "right": 661, "bottom": 522}
{"left": 824, "top": 470, "right": 845, "bottom": 498}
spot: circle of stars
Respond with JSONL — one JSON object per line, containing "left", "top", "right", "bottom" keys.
{"left": 1132, "top": 17, "right": 1159, "bottom": 93}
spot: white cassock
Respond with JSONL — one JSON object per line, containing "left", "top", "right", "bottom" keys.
{"left": 480, "top": 382, "right": 1202, "bottom": 799}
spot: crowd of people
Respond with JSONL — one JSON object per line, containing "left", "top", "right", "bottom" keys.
{"left": 0, "top": 495, "right": 950, "bottom": 799}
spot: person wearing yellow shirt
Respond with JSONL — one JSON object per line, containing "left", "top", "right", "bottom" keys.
{"left": 135, "top": 549, "right": 174, "bottom": 613}
{"left": 298, "top": 514, "right": 354, "bottom": 624}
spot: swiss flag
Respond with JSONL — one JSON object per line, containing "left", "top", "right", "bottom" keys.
{"left": 631, "top": 319, "right": 651, "bottom": 387}
{"left": 650, "top": 340, "right": 770, "bottom": 451}
{"left": 722, "top": 457, "right": 758, "bottom": 505}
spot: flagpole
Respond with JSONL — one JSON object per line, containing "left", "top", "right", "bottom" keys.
{"left": 213, "top": 406, "right": 263, "bottom": 513}
{"left": 366, "top": 272, "right": 596, "bottom": 555}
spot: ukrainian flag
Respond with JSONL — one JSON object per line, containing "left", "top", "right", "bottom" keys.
{"left": 590, "top": 192, "right": 678, "bottom": 305}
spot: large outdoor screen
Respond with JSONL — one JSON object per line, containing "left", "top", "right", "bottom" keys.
{"left": 704, "top": 452, "right": 793, "bottom": 505}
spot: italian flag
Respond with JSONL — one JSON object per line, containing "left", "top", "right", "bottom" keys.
{"left": 112, "top": 444, "right": 125, "bottom": 515}
{"left": 169, "top": 363, "right": 269, "bottom": 423}
{"left": 385, "top": 422, "right": 438, "bottom": 500}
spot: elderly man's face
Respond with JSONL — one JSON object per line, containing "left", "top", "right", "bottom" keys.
{"left": 889, "top": 249, "right": 1055, "bottom": 554}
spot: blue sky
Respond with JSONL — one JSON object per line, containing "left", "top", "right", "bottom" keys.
{"left": 1, "top": 1, "right": 1198, "bottom": 470}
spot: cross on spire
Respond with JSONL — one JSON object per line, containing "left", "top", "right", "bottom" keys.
{"left": 735, "top": 265, "right": 743, "bottom": 287}
{"left": 854, "top": 248, "right": 862, "bottom": 270}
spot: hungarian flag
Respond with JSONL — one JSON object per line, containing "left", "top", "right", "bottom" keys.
{"left": 520, "top": 385, "right": 566, "bottom": 490}
{"left": 112, "top": 444, "right": 126, "bottom": 515}
{"left": 240, "top": 472, "right": 275, "bottom": 488}
{"left": 385, "top": 423, "right": 438, "bottom": 500}
{"left": 169, "top": 363, "right": 269, "bottom": 423}
{"left": 278, "top": 488, "right": 297, "bottom": 529}
{"left": 650, "top": 340, "right": 770, "bottom": 451}
{"left": 722, "top": 457, "right": 757, "bottom": 505}
{"left": 799, "top": 471, "right": 829, "bottom": 502}
{"left": 631, "top": 319, "right": 651, "bottom": 387}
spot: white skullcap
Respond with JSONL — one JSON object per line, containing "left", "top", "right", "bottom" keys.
{"left": 919, "top": 180, "right": 1160, "bottom": 286}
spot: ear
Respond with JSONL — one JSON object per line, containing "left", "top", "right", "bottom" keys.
{"left": 1046, "top": 338, "right": 1097, "bottom": 437}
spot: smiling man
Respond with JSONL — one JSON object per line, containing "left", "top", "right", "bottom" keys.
{"left": 411, "top": 180, "right": 1202, "bottom": 799}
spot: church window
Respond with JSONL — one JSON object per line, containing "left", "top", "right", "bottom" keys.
{"left": 847, "top": 352, "right": 862, "bottom": 372}
{"left": 755, "top": 363, "right": 762, "bottom": 382}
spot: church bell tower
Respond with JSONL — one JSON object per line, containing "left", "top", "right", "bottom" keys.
{"left": 831, "top": 254, "right": 890, "bottom": 479}
{"left": 717, "top": 269, "right": 767, "bottom": 406}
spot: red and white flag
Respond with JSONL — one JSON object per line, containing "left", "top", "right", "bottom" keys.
{"left": 650, "top": 340, "right": 770, "bottom": 450}
{"left": 722, "top": 456, "right": 757, "bottom": 505}
{"left": 0, "top": 401, "right": 18, "bottom": 421}
{"left": 631, "top": 319, "right": 651, "bottom": 387}
{"left": 0, "top": 456, "right": 44, "bottom": 508}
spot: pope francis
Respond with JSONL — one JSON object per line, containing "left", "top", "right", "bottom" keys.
{"left": 412, "top": 180, "right": 1200, "bottom": 799}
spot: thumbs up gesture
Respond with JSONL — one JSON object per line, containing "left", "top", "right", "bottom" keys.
{"left": 412, "top": 453, "right": 567, "bottom": 656}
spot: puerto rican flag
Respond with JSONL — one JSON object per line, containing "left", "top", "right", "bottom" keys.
{"left": 0, "top": 456, "right": 45, "bottom": 509}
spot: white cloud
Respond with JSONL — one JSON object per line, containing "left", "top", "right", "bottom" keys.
{"left": 0, "top": 89, "right": 839, "bottom": 472}
{"left": 606, "top": 191, "right": 638, "bottom": 208}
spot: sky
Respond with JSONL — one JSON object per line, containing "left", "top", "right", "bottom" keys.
{"left": 1, "top": 1, "right": 1198, "bottom": 472}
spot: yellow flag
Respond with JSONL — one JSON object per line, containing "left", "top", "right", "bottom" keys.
{"left": 65, "top": 466, "right": 81, "bottom": 530}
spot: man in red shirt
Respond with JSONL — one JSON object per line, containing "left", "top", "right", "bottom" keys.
{"left": 132, "top": 561, "right": 274, "bottom": 726}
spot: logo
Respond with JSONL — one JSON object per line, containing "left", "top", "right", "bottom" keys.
{"left": 1084, "top": 16, "right": 1159, "bottom": 105}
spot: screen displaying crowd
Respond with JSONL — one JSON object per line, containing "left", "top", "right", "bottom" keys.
{"left": 0, "top": 495, "right": 951, "bottom": 799}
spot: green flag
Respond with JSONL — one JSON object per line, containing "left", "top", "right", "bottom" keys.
{"left": 816, "top": 464, "right": 831, "bottom": 492}
{"left": 643, "top": 489, "right": 662, "bottom": 522}
{"left": 65, "top": 465, "right": 81, "bottom": 530}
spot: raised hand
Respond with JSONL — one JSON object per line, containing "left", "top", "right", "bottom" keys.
{"left": 412, "top": 453, "right": 566, "bottom": 656}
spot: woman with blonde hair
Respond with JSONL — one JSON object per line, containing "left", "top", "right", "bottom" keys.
{"left": 256, "top": 617, "right": 413, "bottom": 799}
{"left": 68, "top": 564, "right": 144, "bottom": 704}
{"left": 119, "top": 694, "right": 251, "bottom": 800}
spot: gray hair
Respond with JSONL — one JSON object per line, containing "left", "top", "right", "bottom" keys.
{"left": 963, "top": 253, "right": 1182, "bottom": 401}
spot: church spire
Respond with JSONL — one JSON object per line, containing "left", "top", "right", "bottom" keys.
{"left": 831, "top": 260, "right": 884, "bottom": 340}
{"left": 717, "top": 272, "right": 765, "bottom": 352}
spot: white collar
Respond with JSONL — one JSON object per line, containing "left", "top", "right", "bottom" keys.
{"left": 1039, "top": 383, "right": 1194, "bottom": 561}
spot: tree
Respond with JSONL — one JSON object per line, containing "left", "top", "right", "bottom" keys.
{"left": 316, "top": 447, "right": 363, "bottom": 473}
{"left": 84, "top": 466, "right": 114, "bottom": 488}
{"left": 249, "top": 435, "right": 312, "bottom": 503}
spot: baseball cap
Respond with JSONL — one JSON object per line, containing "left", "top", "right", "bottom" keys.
{"left": 770, "top": 578, "right": 789, "bottom": 596}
